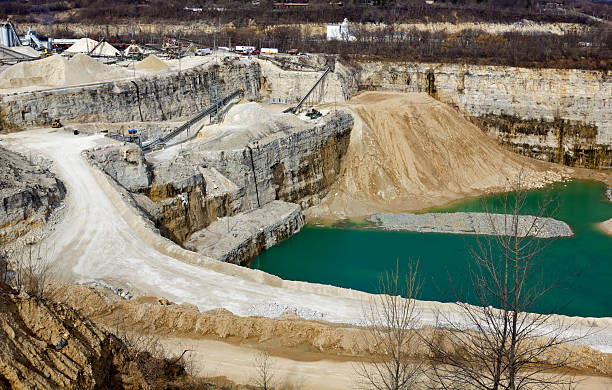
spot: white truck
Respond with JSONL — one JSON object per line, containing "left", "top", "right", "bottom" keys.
{"left": 260, "top": 48, "right": 279, "bottom": 54}
{"left": 235, "top": 45, "right": 256, "bottom": 54}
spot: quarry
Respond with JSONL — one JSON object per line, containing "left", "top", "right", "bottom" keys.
{"left": 1, "top": 12, "right": 612, "bottom": 389}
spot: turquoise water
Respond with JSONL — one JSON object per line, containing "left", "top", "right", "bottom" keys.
{"left": 251, "top": 180, "right": 612, "bottom": 318}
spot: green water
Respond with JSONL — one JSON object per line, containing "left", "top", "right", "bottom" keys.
{"left": 251, "top": 180, "right": 612, "bottom": 318}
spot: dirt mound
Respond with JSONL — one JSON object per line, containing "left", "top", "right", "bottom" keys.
{"left": 0, "top": 53, "right": 129, "bottom": 89}
{"left": 135, "top": 54, "right": 169, "bottom": 71}
{"left": 200, "top": 102, "right": 308, "bottom": 150}
{"left": 307, "top": 92, "right": 565, "bottom": 219}
{"left": 0, "top": 281, "right": 191, "bottom": 389}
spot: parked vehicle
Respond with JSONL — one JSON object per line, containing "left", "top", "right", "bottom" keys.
{"left": 195, "top": 48, "right": 212, "bottom": 56}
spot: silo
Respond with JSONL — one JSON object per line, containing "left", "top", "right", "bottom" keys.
{"left": 0, "top": 23, "right": 10, "bottom": 46}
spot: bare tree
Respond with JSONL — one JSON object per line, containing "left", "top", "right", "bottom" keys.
{"left": 426, "top": 173, "right": 581, "bottom": 390}
{"left": 355, "top": 261, "right": 423, "bottom": 390}
{"left": 9, "top": 243, "right": 53, "bottom": 298}
{"left": 253, "top": 350, "right": 276, "bottom": 390}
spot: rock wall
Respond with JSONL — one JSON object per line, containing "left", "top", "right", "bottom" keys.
{"left": 0, "top": 147, "right": 66, "bottom": 246}
{"left": 84, "top": 144, "right": 152, "bottom": 192}
{"left": 185, "top": 201, "right": 304, "bottom": 265}
{"left": 185, "top": 110, "right": 354, "bottom": 212}
{"left": 0, "top": 281, "right": 192, "bottom": 389}
{"left": 258, "top": 58, "right": 359, "bottom": 105}
{"left": 1, "top": 62, "right": 261, "bottom": 128}
{"left": 87, "top": 112, "right": 353, "bottom": 255}
{"left": 357, "top": 61, "right": 611, "bottom": 166}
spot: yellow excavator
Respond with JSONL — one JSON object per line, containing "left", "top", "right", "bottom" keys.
{"left": 51, "top": 117, "right": 62, "bottom": 128}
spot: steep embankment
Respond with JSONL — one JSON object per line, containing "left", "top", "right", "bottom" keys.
{"left": 0, "top": 282, "right": 192, "bottom": 389}
{"left": 0, "top": 146, "right": 66, "bottom": 248}
{"left": 308, "top": 92, "right": 566, "bottom": 219}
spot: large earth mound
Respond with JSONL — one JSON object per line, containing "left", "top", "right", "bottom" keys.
{"left": 307, "top": 92, "right": 564, "bottom": 219}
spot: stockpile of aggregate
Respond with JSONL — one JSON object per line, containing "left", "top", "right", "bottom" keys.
{"left": 0, "top": 53, "right": 129, "bottom": 89}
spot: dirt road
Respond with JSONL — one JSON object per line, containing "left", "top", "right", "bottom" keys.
{"left": 161, "top": 337, "right": 612, "bottom": 390}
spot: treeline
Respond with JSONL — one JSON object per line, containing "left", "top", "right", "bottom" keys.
{"left": 3, "top": 0, "right": 610, "bottom": 26}
{"left": 118, "top": 25, "right": 610, "bottom": 70}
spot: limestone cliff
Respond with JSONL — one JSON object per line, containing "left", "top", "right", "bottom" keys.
{"left": 185, "top": 201, "right": 304, "bottom": 265}
{"left": 84, "top": 144, "right": 152, "bottom": 192}
{"left": 84, "top": 110, "right": 352, "bottom": 263}
{"left": 184, "top": 110, "right": 354, "bottom": 212}
{"left": 0, "top": 147, "right": 66, "bottom": 246}
{"left": 1, "top": 62, "right": 261, "bottom": 128}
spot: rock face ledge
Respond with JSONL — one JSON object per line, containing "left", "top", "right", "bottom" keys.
{"left": 0, "top": 146, "right": 66, "bottom": 246}
{"left": 368, "top": 212, "right": 573, "bottom": 238}
{"left": 185, "top": 200, "right": 304, "bottom": 265}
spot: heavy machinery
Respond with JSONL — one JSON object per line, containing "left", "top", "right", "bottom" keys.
{"left": 287, "top": 49, "right": 299, "bottom": 55}
{"left": 305, "top": 108, "right": 322, "bottom": 119}
{"left": 51, "top": 118, "right": 62, "bottom": 128}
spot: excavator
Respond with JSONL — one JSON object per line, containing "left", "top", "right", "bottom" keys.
{"left": 51, "top": 118, "right": 62, "bottom": 128}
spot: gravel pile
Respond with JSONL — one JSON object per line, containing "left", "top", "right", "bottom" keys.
{"left": 248, "top": 302, "right": 326, "bottom": 320}
{"left": 368, "top": 212, "right": 573, "bottom": 238}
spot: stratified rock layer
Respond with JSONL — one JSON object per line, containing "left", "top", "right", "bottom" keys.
{"left": 0, "top": 146, "right": 66, "bottom": 246}
{"left": 0, "top": 282, "right": 185, "bottom": 389}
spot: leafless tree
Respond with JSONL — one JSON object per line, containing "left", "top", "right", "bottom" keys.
{"left": 355, "top": 261, "right": 423, "bottom": 390}
{"left": 426, "top": 172, "right": 582, "bottom": 390}
{"left": 9, "top": 243, "right": 53, "bottom": 298}
{"left": 253, "top": 350, "right": 276, "bottom": 390}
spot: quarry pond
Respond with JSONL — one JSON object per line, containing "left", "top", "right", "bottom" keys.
{"left": 251, "top": 180, "right": 612, "bottom": 318}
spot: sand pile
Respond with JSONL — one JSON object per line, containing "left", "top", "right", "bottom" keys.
{"left": 600, "top": 218, "right": 612, "bottom": 236}
{"left": 66, "top": 38, "right": 120, "bottom": 56}
{"left": 135, "top": 54, "right": 169, "bottom": 71}
{"left": 307, "top": 92, "right": 559, "bottom": 219}
{"left": 0, "top": 53, "right": 129, "bottom": 89}
{"left": 90, "top": 41, "right": 121, "bottom": 56}
{"left": 64, "top": 37, "right": 98, "bottom": 54}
